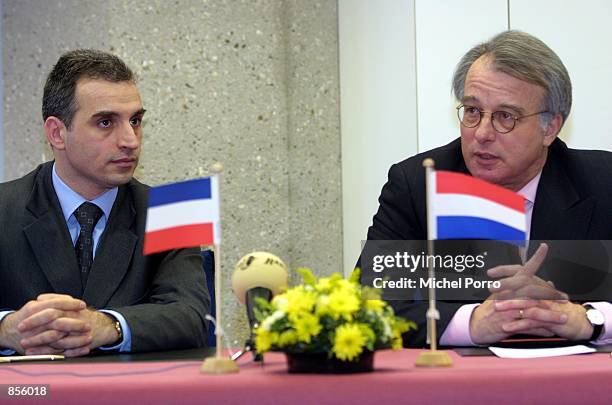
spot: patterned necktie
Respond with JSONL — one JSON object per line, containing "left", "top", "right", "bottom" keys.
{"left": 74, "top": 202, "right": 103, "bottom": 290}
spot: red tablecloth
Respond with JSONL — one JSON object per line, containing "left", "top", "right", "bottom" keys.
{"left": 1, "top": 350, "right": 611, "bottom": 404}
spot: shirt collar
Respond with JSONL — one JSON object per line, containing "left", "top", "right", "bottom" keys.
{"left": 52, "top": 162, "right": 118, "bottom": 221}
{"left": 517, "top": 171, "right": 542, "bottom": 205}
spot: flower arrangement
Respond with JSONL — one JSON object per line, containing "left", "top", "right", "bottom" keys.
{"left": 253, "top": 268, "right": 415, "bottom": 363}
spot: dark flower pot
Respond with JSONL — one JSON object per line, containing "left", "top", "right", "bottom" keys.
{"left": 285, "top": 351, "right": 374, "bottom": 374}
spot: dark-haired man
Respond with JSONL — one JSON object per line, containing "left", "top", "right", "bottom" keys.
{"left": 366, "top": 31, "right": 612, "bottom": 347}
{"left": 0, "top": 50, "right": 210, "bottom": 356}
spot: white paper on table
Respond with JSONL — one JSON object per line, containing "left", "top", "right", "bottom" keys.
{"left": 489, "top": 345, "right": 596, "bottom": 359}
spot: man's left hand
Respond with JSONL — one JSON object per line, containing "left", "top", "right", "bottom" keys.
{"left": 18, "top": 294, "right": 121, "bottom": 357}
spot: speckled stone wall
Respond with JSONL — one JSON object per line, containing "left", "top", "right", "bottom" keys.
{"left": 2, "top": 0, "right": 342, "bottom": 347}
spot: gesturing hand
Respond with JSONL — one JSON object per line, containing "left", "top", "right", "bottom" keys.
{"left": 469, "top": 244, "right": 569, "bottom": 344}
{"left": 487, "top": 243, "right": 568, "bottom": 301}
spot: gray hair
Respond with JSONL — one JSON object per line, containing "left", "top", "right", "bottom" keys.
{"left": 452, "top": 30, "right": 572, "bottom": 128}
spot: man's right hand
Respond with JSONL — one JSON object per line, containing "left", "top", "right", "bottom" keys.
{"left": 469, "top": 297, "right": 568, "bottom": 344}
{"left": 0, "top": 295, "right": 90, "bottom": 356}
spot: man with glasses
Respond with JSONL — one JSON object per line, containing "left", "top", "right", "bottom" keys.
{"left": 366, "top": 30, "right": 612, "bottom": 347}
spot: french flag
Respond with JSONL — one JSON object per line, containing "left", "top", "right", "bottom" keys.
{"left": 144, "top": 177, "right": 221, "bottom": 255}
{"left": 428, "top": 171, "right": 526, "bottom": 243}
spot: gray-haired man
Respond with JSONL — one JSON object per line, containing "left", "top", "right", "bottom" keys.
{"left": 366, "top": 30, "right": 612, "bottom": 347}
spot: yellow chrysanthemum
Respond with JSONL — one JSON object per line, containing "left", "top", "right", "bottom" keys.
{"left": 278, "top": 330, "right": 298, "bottom": 347}
{"left": 255, "top": 328, "right": 278, "bottom": 353}
{"left": 327, "top": 289, "right": 360, "bottom": 320}
{"left": 284, "top": 287, "right": 317, "bottom": 318}
{"left": 292, "top": 313, "right": 322, "bottom": 343}
{"left": 364, "top": 299, "right": 386, "bottom": 313}
{"left": 315, "top": 294, "right": 331, "bottom": 317}
{"left": 391, "top": 336, "right": 403, "bottom": 350}
{"left": 335, "top": 279, "right": 358, "bottom": 294}
{"left": 257, "top": 268, "right": 413, "bottom": 356}
{"left": 332, "top": 324, "right": 365, "bottom": 361}
{"left": 315, "top": 277, "right": 333, "bottom": 293}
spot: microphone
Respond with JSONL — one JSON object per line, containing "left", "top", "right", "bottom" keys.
{"left": 231, "top": 252, "right": 288, "bottom": 361}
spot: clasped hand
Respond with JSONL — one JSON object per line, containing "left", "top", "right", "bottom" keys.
{"left": 0, "top": 294, "right": 118, "bottom": 357}
{"left": 469, "top": 243, "right": 593, "bottom": 344}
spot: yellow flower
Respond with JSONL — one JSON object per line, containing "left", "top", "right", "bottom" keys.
{"left": 292, "top": 313, "right": 322, "bottom": 343}
{"left": 391, "top": 336, "right": 403, "bottom": 350}
{"left": 328, "top": 289, "right": 360, "bottom": 321}
{"left": 335, "top": 278, "right": 358, "bottom": 294}
{"left": 278, "top": 330, "right": 298, "bottom": 347}
{"left": 283, "top": 287, "right": 317, "bottom": 318}
{"left": 332, "top": 323, "right": 365, "bottom": 361}
{"left": 315, "top": 294, "right": 331, "bottom": 317}
{"left": 364, "top": 299, "right": 386, "bottom": 313}
{"left": 257, "top": 269, "right": 415, "bottom": 355}
{"left": 315, "top": 277, "right": 333, "bottom": 293}
{"left": 255, "top": 328, "right": 278, "bottom": 353}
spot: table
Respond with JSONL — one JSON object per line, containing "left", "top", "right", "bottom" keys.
{"left": 1, "top": 348, "right": 611, "bottom": 404}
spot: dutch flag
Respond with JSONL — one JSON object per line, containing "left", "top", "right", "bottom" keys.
{"left": 144, "top": 177, "right": 221, "bottom": 255}
{"left": 428, "top": 170, "right": 527, "bottom": 243}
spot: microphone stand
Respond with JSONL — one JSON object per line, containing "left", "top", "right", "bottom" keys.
{"left": 232, "top": 287, "right": 272, "bottom": 362}
{"left": 230, "top": 340, "right": 258, "bottom": 361}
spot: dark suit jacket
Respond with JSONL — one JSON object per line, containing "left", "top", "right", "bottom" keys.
{"left": 0, "top": 162, "right": 211, "bottom": 352}
{"left": 367, "top": 138, "right": 612, "bottom": 347}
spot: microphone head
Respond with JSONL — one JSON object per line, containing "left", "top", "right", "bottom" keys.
{"left": 232, "top": 252, "right": 288, "bottom": 305}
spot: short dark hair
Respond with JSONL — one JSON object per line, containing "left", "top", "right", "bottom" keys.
{"left": 42, "top": 49, "right": 135, "bottom": 128}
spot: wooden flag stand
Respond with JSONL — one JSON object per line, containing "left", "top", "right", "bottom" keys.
{"left": 201, "top": 164, "right": 239, "bottom": 374}
{"left": 415, "top": 158, "right": 453, "bottom": 368}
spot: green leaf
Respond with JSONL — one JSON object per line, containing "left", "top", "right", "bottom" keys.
{"left": 296, "top": 267, "right": 317, "bottom": 285}
{"left": 349, "top": 267, "right": 361, "bottom": 284}
{"left": 253, "top": 296, "right": 274, "bottom": 322}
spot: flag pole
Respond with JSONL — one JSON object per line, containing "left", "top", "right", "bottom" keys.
{"left": 212, "top": 242, "right": 224, "bottom": 357}
{"left": 201, "top": 163, "right": 238, "bottom": 374}
{"left": 415, "top": 158, "right": 453, "bottom": 367}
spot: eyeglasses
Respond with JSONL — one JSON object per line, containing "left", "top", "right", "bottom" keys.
{"left": 456, "top": 105, "right": 550, "bottom": 134}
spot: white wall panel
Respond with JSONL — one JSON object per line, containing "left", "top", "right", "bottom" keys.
{"left": 0, "top": 0, "right": 3, "bottom": 182}
{"left": 339, "top": 0, "right": 418, "bottom": 275}
{"left": 339, "top": 1, "right": 612, "bottom": 277}
{"left": 510, "top": 0, "right": 612, "bottom": 151}
{"left": 415, "top": 0, "right": 508, "bottom": 152}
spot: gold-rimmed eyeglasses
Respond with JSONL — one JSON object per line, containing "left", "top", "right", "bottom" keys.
{"left": 456, "top": 104, "right": 550, "bottom": 134}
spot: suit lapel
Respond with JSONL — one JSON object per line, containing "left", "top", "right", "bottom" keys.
{"left": 23, "top": 163, "right": 83, "bottom": 297}
{"left": 83, "top": 186, "right": 139, "bottom": 307}
{"left": 531, "top": 146, "right": 594, "bottom": 240}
